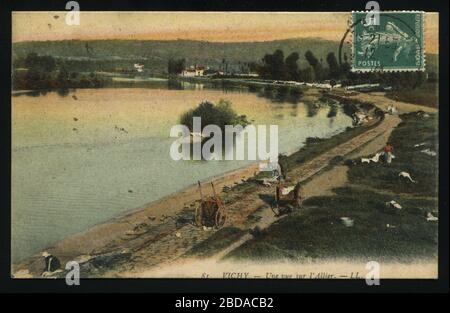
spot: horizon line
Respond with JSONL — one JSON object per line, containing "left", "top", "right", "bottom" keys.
{"left": 12, "top": 36, "right": 334, "bottom": 44}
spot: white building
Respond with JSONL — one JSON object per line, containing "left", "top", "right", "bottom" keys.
{"left": 181, "top": 66, "right": 204, "bottom": 77}
{"left": 134, "top": 63, "right": 145, "bottom": 72}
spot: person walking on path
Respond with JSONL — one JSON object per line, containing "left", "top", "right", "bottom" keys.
{"left": 384, "top": 143, "right": 394, "bottom": 164}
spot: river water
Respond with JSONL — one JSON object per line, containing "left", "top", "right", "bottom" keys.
{"left": 12, "top": 84, "right": 353, "bottom": 261}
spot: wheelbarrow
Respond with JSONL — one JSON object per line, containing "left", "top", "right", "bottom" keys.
{"left": 195, "top": 181, "right": 227, "bottom": 228}
{"left": 272, "top": 181, "right": 303, "bottom": 216}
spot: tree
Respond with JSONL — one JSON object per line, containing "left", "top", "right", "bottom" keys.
{"left": 41, "top": 55, "right": 56, "bottom": 72}
{"left": 340, "top": 53, "right": 351, "bottom": 79}
{"left": 305, "top": 50, "right": 319, "bottom": 68}
{"left": 305, "top": 50, "right": 323, "bottom": 81}
{"left": 272, "top": 49, "right": 287, "bottom": 80}
{"left": 180, "top": 99, "right": 249, "bottom": 132}
{"left": 285, "top": 52, "right": 300, "bottom": 81}
{"left": 326, "top": 52, "right": 340, "bottom": 80}
{"left": 24, "top": 52, "right": 39, "bottom": 69}
{"left": 57, "top": 66, "right": 69, "bottom": 81}
{"left": 24, "top": 53, "right": 56, "bottom": 73}
{"left": 168, "top": 58, "right": 186, "bottom": 75}
{"left": 427, "top": 71, "right": 438, "bottom": 83}
{"left": 301, "top": 66, "right": 315, "bottom": 83}
{"left": 411, "top": 71, "right": 427, "bottom": 89}
{"left": 258, "top": 54, "right": 271, "bottom": 78}
{"left": 260, "top": 49, "right": 287, "bottom": 80}
{"left": 248, "top": 62, "right": 258, "bottom": 73}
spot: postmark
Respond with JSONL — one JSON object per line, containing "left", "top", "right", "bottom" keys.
{"left": 352, "top": 11, "right": 425, "bottom": 72}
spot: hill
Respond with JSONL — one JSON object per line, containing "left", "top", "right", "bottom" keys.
{"left": 12, "top": 38, "right": 438, "bottom": 76}
{"left": 12, "top": 38, "right": 349, "bottom": 74}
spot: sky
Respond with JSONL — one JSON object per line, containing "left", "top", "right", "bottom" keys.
{"left": 12, "top": 12, "right": 439, "bottom": 53}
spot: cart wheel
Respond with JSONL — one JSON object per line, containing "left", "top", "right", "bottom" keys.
{"left": 195, "top": 204, "right": 203, "bottom": 227}
{"left": 215, "top": 208, "right": 227, "bottom": 228}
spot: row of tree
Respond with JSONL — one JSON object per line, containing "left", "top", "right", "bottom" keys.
{"left": 257, "top": 49, "right": 432, "bottom": 89}
{"left": 257, "top": 49, "right": 350, "bottom": 82}
{"left": 13, "top": 53, "right": 106, "bottom": 90}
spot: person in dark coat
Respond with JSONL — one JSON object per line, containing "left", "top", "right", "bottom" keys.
{"left": 42, "top": 251, "right": 61, "bottom": 274}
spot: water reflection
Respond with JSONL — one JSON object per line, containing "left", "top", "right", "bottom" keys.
{"left": 15, "top": 78, "right": 307, "bottom": 105}
{"left": 305, "top": 102, "right": 320, "bottom": 117}
{"left": 13, "top": 80, "right": 346, "bottom": 124}
{"left": 167, "top": 79, "right": 184, "bottom": 90}
{"left": 327, "top": 105, "right": 338, "bottom": 118}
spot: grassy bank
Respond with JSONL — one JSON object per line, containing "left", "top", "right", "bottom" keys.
{"left": 348, "top": 112, "right": 438, "bottom": 197}
{"left": 226, "top": 112, "right": 438, "bottom": 262}
{"left": 385, "top": 82, "right": 438, "bottom": 108}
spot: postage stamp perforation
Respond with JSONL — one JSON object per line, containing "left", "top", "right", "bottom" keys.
{"left": 348, "top": 14, "right": 356, "bottom": 74}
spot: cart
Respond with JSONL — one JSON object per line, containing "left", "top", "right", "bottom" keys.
{"left": 272, "top": 181, "right": 303, "bottom": 216}
{"left": 195, "top": 181, "right": 227, "bottom": 228}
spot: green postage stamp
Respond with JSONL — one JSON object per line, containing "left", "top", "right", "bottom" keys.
{"left": 352, "top": 11, "right": 425, "bottom": 71}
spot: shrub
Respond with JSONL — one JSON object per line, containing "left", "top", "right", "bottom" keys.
{"left": 180, "top": 99, "right": 249, "bottom": 131}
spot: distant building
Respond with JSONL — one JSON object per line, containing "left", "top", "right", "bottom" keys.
{"left": 181, "top": 65, "right": 204, "bottom": 77}
{"left": 181, "top": 69, "right": 196, "bottom": 77}
{"left": 203, "top": 68, "right": 217, "bottom": 77}
{"left": 134, "top": 63, "right": 145, "bottom": 72}
{"left": 203, "top": 69, "right": 225, "bottom": 77}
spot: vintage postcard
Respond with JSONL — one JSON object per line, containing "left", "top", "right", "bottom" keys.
{"left": 10, "top": 10, "right": 439, "bottom": 281}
